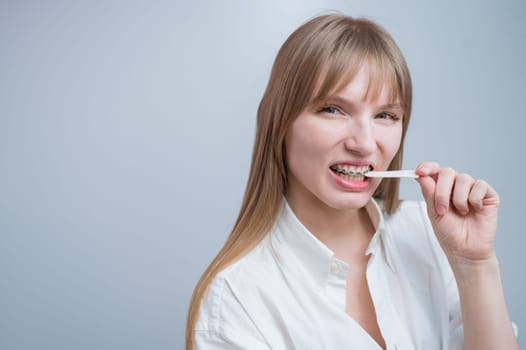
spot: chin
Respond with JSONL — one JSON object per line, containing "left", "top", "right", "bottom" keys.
{"left": 323, "top": 192, "right": 372, "bottom": 211}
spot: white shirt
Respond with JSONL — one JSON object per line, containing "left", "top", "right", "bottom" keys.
{"left": 194, "top": 199, "right": 509, "bottom": 349}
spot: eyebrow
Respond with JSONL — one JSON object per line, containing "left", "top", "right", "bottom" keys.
{"left": 324, "top": 95, "right": 403, "bottom": 111}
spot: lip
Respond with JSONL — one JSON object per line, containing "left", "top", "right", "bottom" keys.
{"left": 331, "top": 159, "right": 373, "bottom": 166}
{"left": 330, "top": 160, "right": 375, "bottom": 169}
{"left": 328, "top": 167, "right": 371, "bottom": 191}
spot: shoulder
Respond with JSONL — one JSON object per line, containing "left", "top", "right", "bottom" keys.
{"left": 195, "top": 237, "right": 277, "bottom": 333}
{"left": 382, "top": 200, "right": 434, "bottom": 241}
{"left": 194, "top": 255, "right": 270, "bottom": 347}
{"left": 383, "top": 200, "right": 453, "bottom": 281}
{"left": 383, "top": 199, "right": 433, "bottom": 242}
{"left": 382, "top": 200, "right": 444, "bottom": 265}
{"left": 194, "top": 238, "right": 279, "bottom": 347}
{"left": 385, "top": 200, "right": 428, "bottom": 225}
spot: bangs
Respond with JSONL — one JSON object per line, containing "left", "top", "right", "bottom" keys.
{"left": 309, "top": 26, "right": 404, "bottom": 109}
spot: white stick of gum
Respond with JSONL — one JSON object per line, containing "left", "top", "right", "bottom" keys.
{"left": 365, "top": 170, "right": 419, "bottom": 179}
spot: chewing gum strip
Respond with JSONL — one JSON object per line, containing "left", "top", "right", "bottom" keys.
{"left": 365, "top": 170, "right": 418, "bottom": 179}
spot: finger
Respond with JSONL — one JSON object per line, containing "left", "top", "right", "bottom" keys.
{"left": 417, "top": 174, "right": 438, "bottom": 216}
{"left": 452, "top": 173, "right": 475, "bottom": 215}
{"left": 469, "top": 179, "right": 500, "bottom": 210}
{"left": 434, "top": 167, "right": 456, "bottom": 215}
{"left": 416, "top": 161, "right": 441, "bottom": 178}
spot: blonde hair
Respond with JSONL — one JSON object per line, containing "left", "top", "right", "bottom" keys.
{"left": 186, "top": 14, "right": 412, "bottom": 349}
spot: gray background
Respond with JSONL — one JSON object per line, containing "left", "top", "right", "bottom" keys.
{"left": 1, "top": 0, "right": 524, "bottom": 349}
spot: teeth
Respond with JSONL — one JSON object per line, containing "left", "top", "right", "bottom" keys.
{"left": 330, "top": 164, "right": 372, "bottom": 176}
{"left": 342, "top": 174, "right": 365, "bottom": 181}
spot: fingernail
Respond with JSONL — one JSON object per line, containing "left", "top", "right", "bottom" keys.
{"left": 417, "top": 165, "right": 429, "bottom": 174}
{"left": 437, "top": 204, "right": 447, "bottom": 215}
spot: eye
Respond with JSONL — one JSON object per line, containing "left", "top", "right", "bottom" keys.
{"left": 317, "top": 105, "right": 343, "bottom": 115}
{"left": 375, "top": 112, "right": 400, "bottom": 121}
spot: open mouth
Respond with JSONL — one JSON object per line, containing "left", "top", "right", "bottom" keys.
{"left": 329, "top": 164, "right": 373, "bottom": 181}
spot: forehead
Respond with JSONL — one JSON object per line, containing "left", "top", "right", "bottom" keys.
{"left": 311, "top": 59, "right": 401, "bottom": 108}
{"left": 336, "top": 64, "right": 399, "bottom": 104}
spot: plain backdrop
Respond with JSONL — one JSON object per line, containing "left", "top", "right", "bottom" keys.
{"left": 1, "top": 0, "right": 525, "bottom": 349}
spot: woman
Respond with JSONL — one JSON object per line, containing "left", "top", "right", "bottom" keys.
{"left": 186, "top": 14, "right": 518, "bottom": 349}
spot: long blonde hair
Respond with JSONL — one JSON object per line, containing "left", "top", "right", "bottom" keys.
{"left": 186, "top": 14, "right": 412, "bottom": 349}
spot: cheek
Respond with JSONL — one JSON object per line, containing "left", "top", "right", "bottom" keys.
{"left": 285, "top": 129, "right": 306, "bottom": 174}
{"left": 286, "top": 130, "right": 317, "bottom": 171}
{"left": 376, "top": 126, "right": 403, "bottom": 161}
{"left": 286, "top": 122, "right": 329, "bottom": 164}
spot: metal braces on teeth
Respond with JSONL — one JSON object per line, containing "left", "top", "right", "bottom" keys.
{"left": 333, "top": 165, "right": 373, "bottom": 176}
{"left": 338, "top": 168, "right": 369, "bottom": 176}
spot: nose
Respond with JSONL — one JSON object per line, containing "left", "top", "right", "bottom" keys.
{"left": 343, "top": 119, "right": 376, "bottom": 156}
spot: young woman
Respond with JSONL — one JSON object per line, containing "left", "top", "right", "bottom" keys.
{"left": 186, "top": 14, "right": 518, "bottom": 349}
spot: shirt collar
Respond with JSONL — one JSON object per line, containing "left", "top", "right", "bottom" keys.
{"left": 364, "top": 199, "right": 396, "bottom": 272}
{"left": 272, "top": 199, "right": 334, "bottom": 287}
{"left": 271, "top": 198, "right": 395, "bottom": 288}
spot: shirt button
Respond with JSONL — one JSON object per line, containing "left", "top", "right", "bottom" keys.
{"left": 330, "top": 262, "right": 338, "bottom": 273}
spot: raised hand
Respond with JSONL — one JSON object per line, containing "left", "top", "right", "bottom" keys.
{"left": 415, "top": 161, "right": 500, "bottom": 264}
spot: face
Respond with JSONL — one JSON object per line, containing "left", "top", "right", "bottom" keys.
{"left": 284, "top": 64, "right": 403, "bottom": 211}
